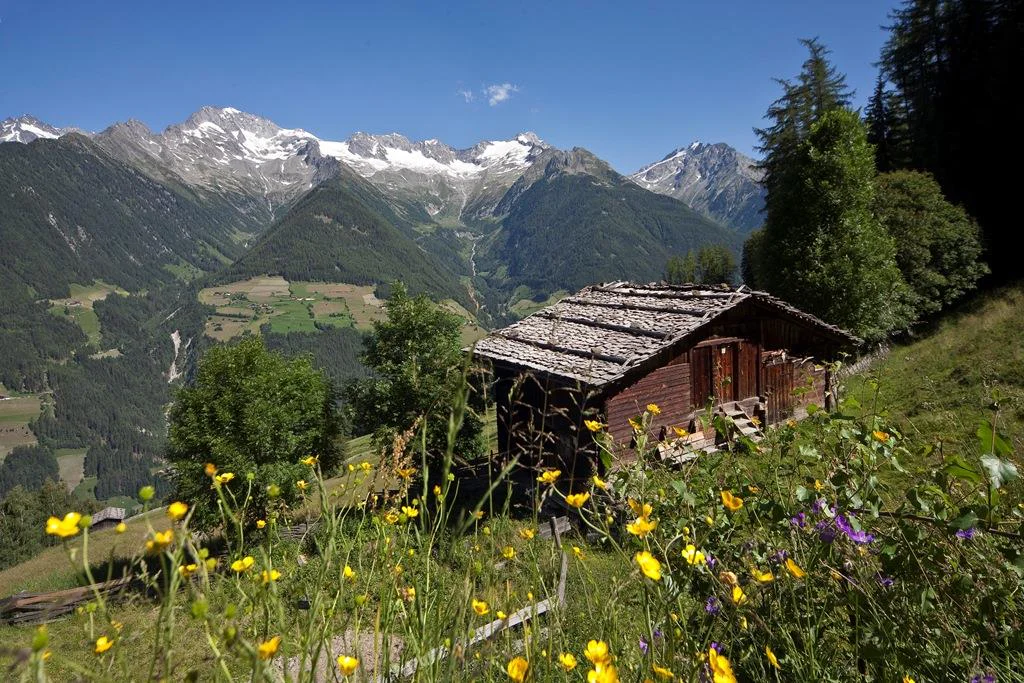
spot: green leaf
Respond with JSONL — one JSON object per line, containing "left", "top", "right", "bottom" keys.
{"left": 943, "top": 456, "right": 983, "bottom": 485}
{"left": 950, "top": 510, "right": 978, "bottom": 530}
{"left": 980, "top": 455, "right": 1019, "bottom": 490}
{"left": 977, "top": 419, "right": 1013, "bottom": 457}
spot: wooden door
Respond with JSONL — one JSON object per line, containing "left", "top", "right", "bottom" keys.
{"left": 763, "top": 361, "right": 794, "bottom": 424}
{"left": 737, "top": 341, "right": 759, "bottom": 399}
{"left": 690, "top": 346, "right": 713, "bottom": 411}
{"left": 713, "top": 343, "right": 738, "bottom": 402}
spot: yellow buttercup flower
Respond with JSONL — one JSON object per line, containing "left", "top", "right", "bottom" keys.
{"left": 628, "top": 417, "right": 642, "bottom": 432}
{"left": 401, "top": 505, "right": 419, "bottom": 519}
{"left": 507, "top": 656, "right": 529, "bottom": 682}
{"left": 708, "top": 647, "right": 737, "bottom": 683}
{"left": 585, "top": 640, "right": 611, "bottom": 665}
{"left": 902, "top": 677, "right": 914, "bottom": 683}
{"left": 653, "top": 664, "right": 675, "bottom": 679}
{"left": 296, "top": 479, "right": 308, "bottom": 491}
{"left": 257, "top": 636, "right": 281, "bottom": 660}
{"left": 731, "top": 585, "right": 748, "bottom": 605}
{"left": 472, "top": 598, "right": 490, "bottom": 616}
{"left": 94, "top": 636, "right": 114, "bottom": 654}
{"left": 145, "top": 529, "right": 174, "bottom": 554}
{"left": 592, "top": 474, "right": 608, "bottom": 490}
{"left": 720, "top": 490, "right": 743, "bottom": 511}
{"left": 337, "top": 655, "right": 359, "bottom": 676}
{"left": 682, "top": 544, "right": 705, "bottom": 565}
{"left": 497, "top": 610, "right": 507, "bottom": 619}
{"left": 472, "top": 510, "right": 485, "bottom": 520}
{"left": 814, "top": 479, "right": 824, "bottom": 491}
{"left": 45, "top": 512, "right": 82, "bottom": 538}
{"left": 401, "top": 585, "right": 416, "bottom": 602}
{"left": 519, "top": 527, "right": 536, "bottom": 540}
{"left": 300, "top": 455, "right": 318, "bottom": 466}
{"left": 256, "top": 519, "right": 266, "bottom": 529}
{"left": 584, "top": 419, "right": 605, "bottom": 432}
{"left": 573, "top": 546, "right": 585, "bottom": 560}
{"left": 559, "top": 652, "right": 578, "bottom": 671}
{"left": 565, "top": 492, "right": 590, "bottom": 508}
{"left": 166, "top": 501, "right": 188, "bottom": 521}
{"left": 178, "top": 563, "right": 199, "bottom": 578}
{"left": 785, "top": 558, "right": 807, "bottom": 579}
{"left": 588, "top": 664, "right": 619, "bottom": 683}
{"left": 214, "top": 472, "right": 235, "bottom": 485}
{"left": 343, "top": 565, "right": 356, "bottom": 581}
{"left": 672, "top": 426, "right": 688, "bottom": 438}
{"left": 635, "top": 551, "right": 662, "bottom": 581}
{"left": 537, "top": 469, "right": 560, "bottom": 485}
{"left": 231, "top": 556, "right": 255, "bottom": 573}
{"left": 396, "top": 467, "right": 416, "bottom": 479}
{"left": 627, "top": 516, "right": 658, "bottom": 538}
{"left": 646, "top": 403, "right": 661, "bottom": 415}
{"left": 433, "top": 484, "right": 442, "bottom": 496}
{"left": 873, "top": 430, "right": 890, "bottom": 443}
{"left": 502, "top": 546, "right": 516, "bottom": 560}
{"left": 752, "top": 568, "right": 774, "bottom": 583}
{"left": 114, "top": 521, "right": 127, "bottom": 534}
{"left": 765, "top": 646, "right": 780, "bottom": 670}
{"left": 628, "top": 499, "right": 653, "bottom": 519}
{"left": 204, "top": 462, "right": 217, "bottom": 477}
{"left": 261, "top": 569, "right": 282, "bottom": 584}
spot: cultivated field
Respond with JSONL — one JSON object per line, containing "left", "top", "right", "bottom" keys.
{"left": 47, "top": 281, "right": 128, "bottom": 348}
{"left": 0, "top": 393, "right": 43, "bottom": 460}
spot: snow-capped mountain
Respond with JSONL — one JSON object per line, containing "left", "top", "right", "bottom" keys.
{"left": 0, "top": 115, "right": 70, "bottom": 143}
{"left": 630, "top": 142, "right": 765, "bottom": 233}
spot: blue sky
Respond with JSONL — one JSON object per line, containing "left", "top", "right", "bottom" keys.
{"left": 0, "top": 0, "right": 898, "bottom": 172}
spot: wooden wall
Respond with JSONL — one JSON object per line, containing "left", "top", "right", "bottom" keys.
{"left": 604, "top": 357, "right": 691, "bottom": 451}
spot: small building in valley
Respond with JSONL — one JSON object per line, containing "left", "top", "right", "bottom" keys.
{"left": 90, "top": 507, "right": 126, "bottom": 531}
{"left": 472, "top": 282, "right": 859, "bottom": 475}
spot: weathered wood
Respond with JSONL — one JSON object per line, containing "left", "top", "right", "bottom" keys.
{"left": 0, "top": 576, "right": 132, "bottom": 625}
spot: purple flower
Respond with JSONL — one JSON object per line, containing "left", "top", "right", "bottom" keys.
{"left": 816, "top": 519, "right": 837, "bottom": 544}
{"left": 653, "top": 629, "right": 664, "bottom": 640}
{"left": 705, "top": 596, "right": 721, "bottom": 615}
{"left": 704, "top": 552, "right": 717, "bottom": 569}
{"left": 956, "top": 527, "right": 976, "bottom": 540}
{"left": 639, "top": 637, "right": 648, "bottom": 654}
{"left": 710, "top": 642, "right": 721, "bottom": 653}
{"left": 971, "top": 675, "right": 996, "bottom": 683}
{"left": 875, "top": 573, "right": 894, "bottom": 588}
{"left": 835, "top": 514, "right": 875, "bottom": 544}
{"left": 812, "top": 498, "right": 828, "bottom": 514}
{"left": 771, "top": 548, "right": 789, "bottom": 564}
{"left": 790, "top": 512, "right": 807, "bottom": 528}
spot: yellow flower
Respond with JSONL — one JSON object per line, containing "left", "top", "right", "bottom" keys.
{"left": 519, "top": 527, "right": 536, "bottom": 540}
{"left": 45, "top": 512, "right": 82, "bottom": 538}
{"left": 559, "top": 652, "right": 578, "bottom": 671}
{"left": 433, "top": 484, "right": 442, "bottom": 497}
{"left": 588, "top": 664, "right": 620, "bottom": 683}
{"left": 720, "top": 490, "right": 743, "bottom": 511}
{"left": 204, "top": 462, "right": 217, "bottom": 477}
{"left": 592, "top": 474, "right": 608, "bottom": 490}
{"left": 384, "top": 511, "right": 399, "bottom": 524}
{"left": 337, "top": 655, "right": 359, "bottom": 676}
{"left": 257, "top": 636, "right": 281, "bottom": 660}
{"left": 231, "top": 556, "right": 255, "bottom": 573}
{"left": 300, "top": 455, "right": 318, "bottom": 466}
{"left": 507, "top": 656, "right": 529, "bottom": 682}
{"left": 502, "top": 546, "right": 516, "bottom": 560}
{"left": 739, "top": 616, "right": 747, "bottom": 630}
{"left": 565, "top": 492, "right": 590, "bottom": 508}
{"left": 584, "top": 419, "right": 605, "bottom": 432}
{"left": 166, "top": 501, "right": 188, "bottom": 521}
{"left": 785, "top": 558, "right": 807, "bottom": 579}
{"left": 179, "top": 563, "right": 198, "bottom": 577}
{"left": 731, "top": 585, "right": 748, "bottom": 605}
{"left": 115, "top": 521, "right": 127, "bottom": 534}
{"left": 472, "top": 598, "right": 490, "bottom": 616}
{"left": 497, "top": 610, "right": 507, "bottom": 619}
{"left": 902, "top": 677, "right": 915, "bottom": 683}
{"left": 682, "top": 544, "right": 705, "bottom": 565}
{"left": 708, "top": 647, "right": 737, "bottom": 683}
{"left": 401, "top": 505, "right": 419, "bottom": 519}
{"left": 627, "top": 516, "right": 658, "bottom": 538}
{"left": 672, "top": 426, "right": 688, "bottom": 438}
{"left": 628, "top": 417, "right": 643, "bottom": 432}
{"left": 628, "top": 499, "right": 653, "bottom": 519}
{"left": 145, "top": 529, "right": 174, "bottom": 554}
{"left": 765, "top": 646, "right": 780, "bottom": 670}
{"left": 214, "top": 472, "right": 235, "bottom": 485}
{"left": 94, "top": 636, "right": 114, "bottom": 654}
{"left": 360, "top": 461, "right": 372, "bottom": 472}
{"left": 873, "top": 430, "right": 890, "bottom": 443}
{"left": 256, "top": 519, "right": 267, "bottom": 529}
{"left": 482, "top": 525, "right": 491, "bottom": 535}
{"left": 573, "top": 546, "right": 585, "bottom": 560}
{"left": 752, "top": 568, "right": 774, "bottom": 583}
{"left": 473, "top": 510, "right": 485, "bottom": 520}
{"left": 653, "top": 664, "right": 675, "bottom": 679}
{"left": 537, "top": 469, "right": 560, "bottom": 485}
{"left": 635, "top": 551, "right": 662, "bottom": 581}
{"left": 585, "top": 640, "right": 611, "bottom": 665}
{"left": 646, "top": 403, "right": 661, "bottom": 415}
{"left": 396, "top": 467, "right": 416, "bottom": 479}
{"left": 814, "top": 479, "right": 824, "bottom": 491}
{"left": 261, "top": 569, "right": 282, "bottom": 584}
{"left": 296, "top": 479, "right": 308, "bottom": 491}
{"left": 343, "top": 565, "right": 356, "bottom": 581}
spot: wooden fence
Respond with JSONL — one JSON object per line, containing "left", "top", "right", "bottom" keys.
{"left": 0, "top": 576, "right": 133, "bottom": 625}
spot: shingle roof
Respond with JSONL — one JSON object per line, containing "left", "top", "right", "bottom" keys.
{"left": 472, "top": 282, "right": 859, "bottom": 387}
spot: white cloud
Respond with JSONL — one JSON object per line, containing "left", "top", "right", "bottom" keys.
{"left": 458, "top": 89, "right": 475, "bottom": 103}
{"left": 484, "top": 83, "right": 519, "bottom": 106}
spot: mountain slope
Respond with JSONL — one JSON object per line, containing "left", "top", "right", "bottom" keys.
{"left": 479, "top": 148, "right": 741, "bottom": 297}
{"left": 225, "top": 169, "right": 470, "bottom": 307}
{"left": 630, "top": 142, "right": 765, "bottom": 233}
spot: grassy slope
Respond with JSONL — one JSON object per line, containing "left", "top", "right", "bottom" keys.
{"left": 843, "top": 283, "right": 1024, "bottom": 463}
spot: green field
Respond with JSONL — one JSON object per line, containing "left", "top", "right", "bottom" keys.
{"left": 509, "top": 289, "right": 570, "bottom": 317}
{"left": 0, "top": 394, "right": 43, "bottom": 459}
{"left": 55, "top": 448, "right": 87, "bottom": 491}
{"left": 47, "top": 280, "right": 128, "bottom": 347}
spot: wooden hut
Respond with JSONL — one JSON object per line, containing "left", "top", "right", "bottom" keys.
{"left": 90, "top": 507, "right": 126, "bottom": 531}
{"left": 472, "top": 282, "right": 859, "bottom": 475}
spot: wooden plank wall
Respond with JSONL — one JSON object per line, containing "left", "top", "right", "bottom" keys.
{"left": 605, "top": 359, "right": 691, "bottom": 453}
